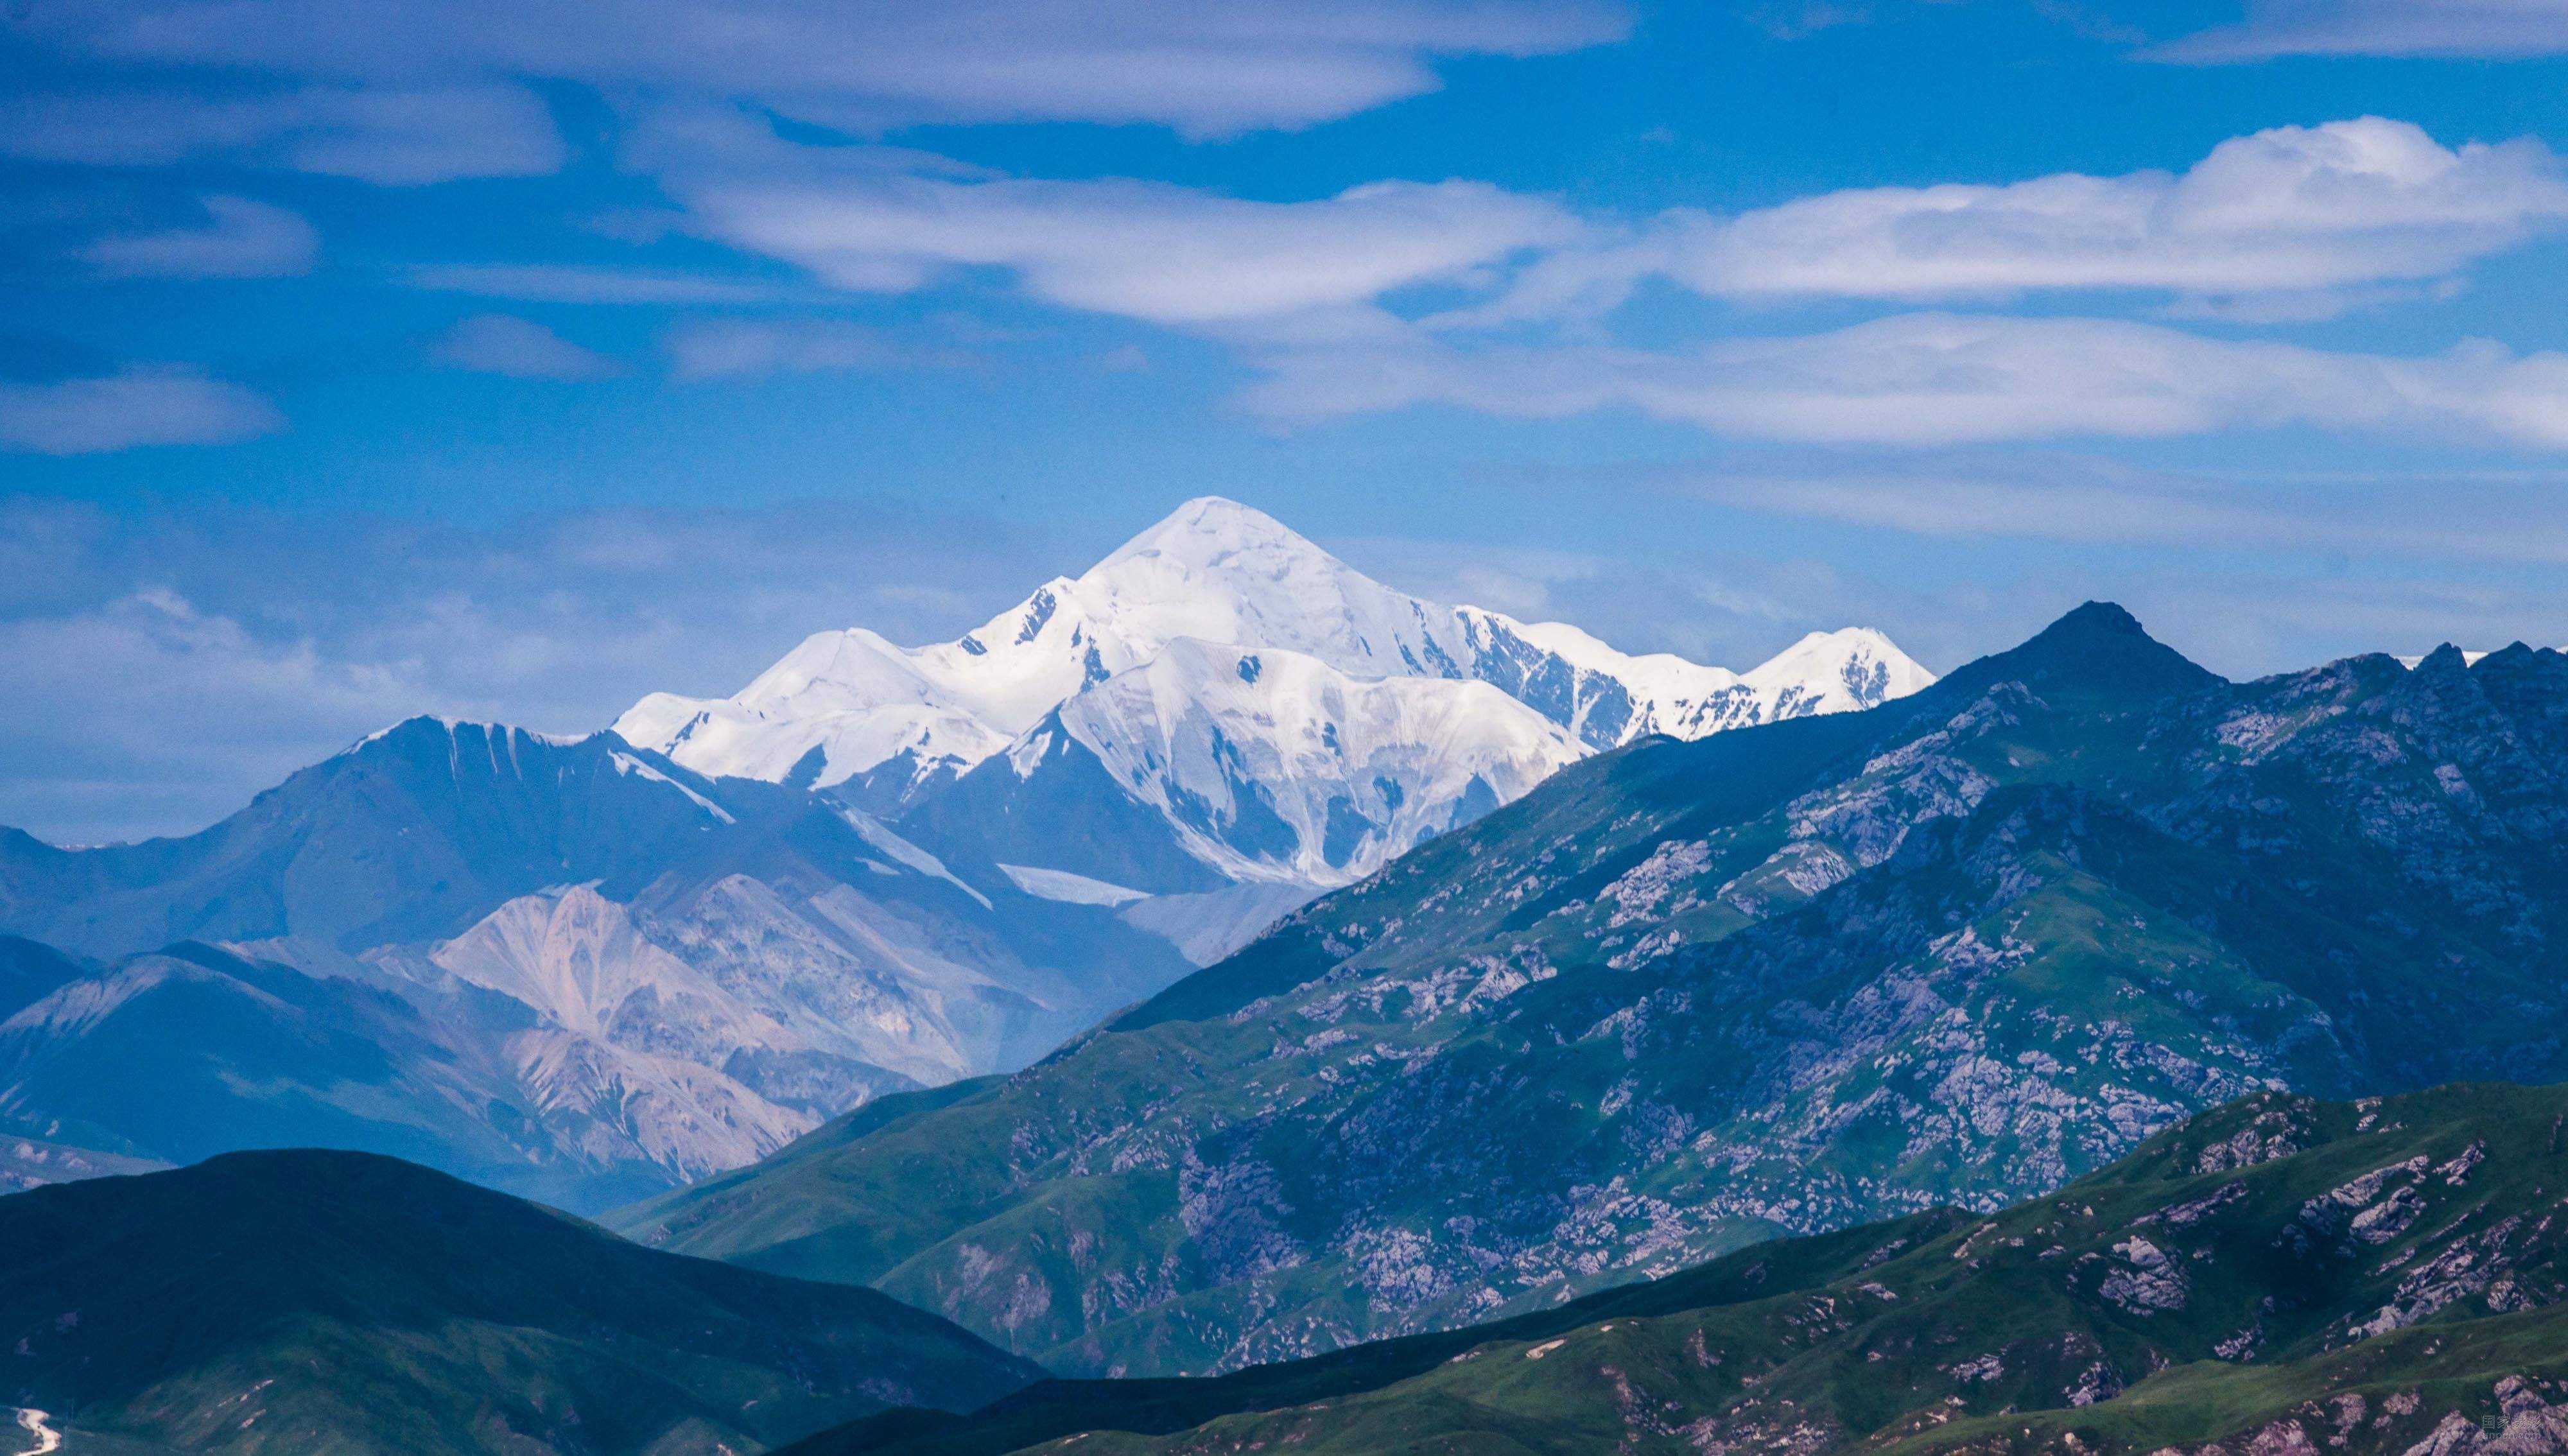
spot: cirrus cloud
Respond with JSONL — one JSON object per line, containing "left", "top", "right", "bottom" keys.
{"left": 18, "top": 0, "right": 1630, "bottom": 139}
{"left": 0, "top": 84, "right": 566, "bottom": 185}
{"left": 652, "top": 123, "right": 1585, "bottom": 327}
{"left": 1241, "top": 312, "right": 2568, "bottom": 447}
{"left": 630, "top": 111, "right": 2568, "bottom": 452}
{"left": 663, "top": 318, "right": 940, "bottom": 379}
{"left": 2157, "top": 1, "right": 2568, "bottom": 62}
{"left": 431, "top": 315, "right": 621, "bottom": 379}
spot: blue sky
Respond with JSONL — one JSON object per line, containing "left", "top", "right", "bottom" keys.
{"left": 10, "top": 0, "right": 2568, "bottom": 842}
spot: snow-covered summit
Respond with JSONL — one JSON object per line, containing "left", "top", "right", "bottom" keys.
{"left": 614, "top": 498, "right": 1446, "bottom": 791}
{"left": 1071, "top": 496, "right": 1459, "bottom": 680}
{"left": 618, "top": 496, "right": 1932, "bottom": 795}
{"left": 613, "top": 497, "right": 1936, "bottom": 896}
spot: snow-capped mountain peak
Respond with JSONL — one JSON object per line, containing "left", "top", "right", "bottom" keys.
{"left": 1071, "top": 496, "right": 1461, "bottom": 682}
{"left": 1741, "top": 627, "right": 1939, "bottom": 716}
{"left": 614, "top": 496, "right": 1936, "bottom": 905}
{"left": 1093, "top": 494, "right": 1312, "bottom": 573}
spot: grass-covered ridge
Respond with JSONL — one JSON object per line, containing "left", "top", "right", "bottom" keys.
{"left": 788, "top": 1080, "right": 2568, "bottom": 1456}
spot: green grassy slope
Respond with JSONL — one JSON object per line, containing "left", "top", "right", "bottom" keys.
{"left": 0, "top": 1149, "right": 1043, "bottom": 1455}
{"left": 794, "top": 1081, "right": 2568, "bottom": 1456}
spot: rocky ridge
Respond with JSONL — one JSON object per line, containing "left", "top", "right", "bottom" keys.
{"left": 622, "top": 606, "right": 2568, "bottom": 1376}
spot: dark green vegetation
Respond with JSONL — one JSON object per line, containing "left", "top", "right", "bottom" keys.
{"left": 785, "top": 1080, "right": 2568, "bottom": 1456}
{"left": 0, "top": 1149, "right": 1042, "bottom": 1455}
{"left": 620, "top": 607, "right": 2568, "bottom": 1377}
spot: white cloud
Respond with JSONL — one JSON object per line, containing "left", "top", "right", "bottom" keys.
{"left": 0, "top": 369, "right": 283, "bottom": 454}
{"left": 2150, "top": 277, "right": 2469, "bottom": 324}
{"left": 652, "top": 120, "right": 1584, "bottom": 326}
{"left": 431, "top": 315, "right": 621, "bottom": 379}
{"left": 0, "top": 587, "right": 421, "bottom": 844}
{"left": 22, "top": 0, "right": 1630, "bottom": 137}
{"left": 1453, "top": 118, "right": 2568, "bottom": 322}
{"left": 1746, "top": 3, "right": 1872, "bottom": 39}
{"left": 80, "top": 195, "right": 320, "bottom": 278}
{"left": 0, "top": 84, "right": 564, "bottom": 184}
{"left": 404, "top": 263, "right": 792, "bottom": 304}
{"left": 2157, "top": 1, "right": 2568, "bottom": 62}
{"left": 1241, "top": 312, "right": 2568, "bottom": 447}
{"left": 664, "top": 318, "right": 910, "bottom": 379}
{"left": 622, "top": 113, "right": 2568, "bottom": 453}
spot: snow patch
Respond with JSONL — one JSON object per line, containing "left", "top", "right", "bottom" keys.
{"left": 13, "top": 1408, "right": 61, "bottom": 1455}
{"left": 608, "top": 752, "right": 736, "bottom": 824}
{"left": 833, "top": 806, "right": 991, "bottom": 909}
{"left": 998, "top": 863, "right": 1151, "bottom": 907}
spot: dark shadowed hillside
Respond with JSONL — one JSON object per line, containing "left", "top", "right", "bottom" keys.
{"left": 0, "top": 1150, "right": 1041, "bottom": 1456}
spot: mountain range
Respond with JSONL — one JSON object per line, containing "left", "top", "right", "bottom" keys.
{"left": 0, "top": 725, "right": 1184, "bottom": 1209}
{"left": 618, "top": 603, "right": 2568, "bottom": 1378}
{"left": 0, "top": 498, "right": 1922, "bottom": 1209}
{"left": 7, "top": 567, "right": 2568, "bottom": 1456}
{"left": 17, "top": 1077, "right": 2568, "bottom": 1456}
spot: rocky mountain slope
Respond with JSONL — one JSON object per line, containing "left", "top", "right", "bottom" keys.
{"left": 0, "top": 721, "right": 1188, "bottom": 1209}
{"left": 618, "top": 605, "right": 2568, "bottom": 1376}
{"left": 782, "top": 1080, "right": 2568, "bottom": 1456}
{"left": 0, "top": 1148, "right": 1041, "bottom": 1456}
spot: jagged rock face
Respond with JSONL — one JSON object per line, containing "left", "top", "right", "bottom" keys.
{"left": 627, "top": 607, "right": 2568, "bottom": 1377}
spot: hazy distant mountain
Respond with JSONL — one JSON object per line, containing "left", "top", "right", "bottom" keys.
{"left": 621, "top": 607, "right": 2568, "bottom": 1377}
{"left": 0, "top": 1148, "right": 1040, "bottom": 1455}
{"left": 0, "top": 721, "right": 1187, "bottom": 1209}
